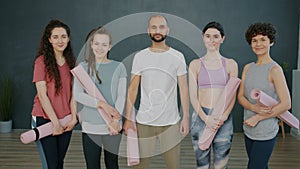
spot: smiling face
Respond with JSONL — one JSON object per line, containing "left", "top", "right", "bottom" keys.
{"left": 91, "top": 34, "right": 111, "bottom": 61}
{"left": 202, "top": 28, "right": 224, "bottom": 52}
{"left": 48, "top": 27, "right": 69, "bottom": 54}
{"left": 250, "top": 34, "right": 273, "bottom": 57}
{"left": 148, "top": 16, "right": 169, "bottom": 43}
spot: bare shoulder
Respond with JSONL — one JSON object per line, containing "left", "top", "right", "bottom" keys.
{"left": 225, "top": 57, "right": 238, "bottom": 66}
{"left": 224, "top": 57, "right": 238, "bottom": 76}
{"left": 270, "top": 64, "right": 284, "bottom": 75}
{"left": 189, "top": 58, "right": 201, "bottom": 69}
{"left": 242, "top": 63, "right": 252, "bottom": 74}
{"left": 189, "top": 58, "right": 201, "bottom": 66}
{"left": 271, "top": 63, "right": 283, "bottom": 71}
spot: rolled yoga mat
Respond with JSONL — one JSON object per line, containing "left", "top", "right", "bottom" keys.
{"left": 127, "top": 109, "right": 140, "bottom": 166}
{"left": 20, "top": 114, "right": 72, "bottom": 144}
{"left": 70, "top": 64, "right": 113, "bottom": 124}
{"left": 198, "top": 77, "right": 241, "bottom": 150}
{"left": 72, "top": 64, "right": 140, "bottom": 165}
{"left": 250, "top": 89, "right": 299, "bottom": 129}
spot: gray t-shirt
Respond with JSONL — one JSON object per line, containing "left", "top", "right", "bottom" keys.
{"left": 73, "top": 60, "right": 127, "bottom": 134}
{"left": 244, "top": 61, "right": 279, "bottom": 140}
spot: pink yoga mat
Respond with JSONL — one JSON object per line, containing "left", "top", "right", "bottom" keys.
{"left": 250, "top": 89, "right": 299, "bottom": 129}
{"left": 72, "top": 64, "right": 140, "bottom": 165}
{"left": 71, "top": 64, "right": 112, "bottom": 124}
{"left": 198, "top": 77, "right": 241, "bottom": 150}
{"left": 127, "top": 109, "right": 140, "bottom": 166}
{"left": 20, "top": 114, "right": 72, "bottom": 144}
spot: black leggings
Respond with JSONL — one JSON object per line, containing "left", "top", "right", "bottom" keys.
{"left": 36, "top": 117, "right": 72, "bottom": 169}
{"left": 82, "top": 133, "right": 121, "bottom": 169}
{"left": 244, "top": 135, "right": 276, "bottom": 169}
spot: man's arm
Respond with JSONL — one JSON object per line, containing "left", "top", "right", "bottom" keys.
{"left": 178, "top": 74, "right": 189, "bottom": 136}
{"left": 123, "top": 74, "right": 141, "bottom": 134}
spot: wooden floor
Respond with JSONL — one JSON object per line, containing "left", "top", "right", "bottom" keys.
{"left": 1, "top": 130, "right": 300, "bottom": 169}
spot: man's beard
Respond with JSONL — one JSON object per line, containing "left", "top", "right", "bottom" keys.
{"left": 149, "top": 33, "right": 167, "bottom": 42}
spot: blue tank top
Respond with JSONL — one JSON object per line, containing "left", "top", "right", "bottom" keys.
{"left": 244, "top": 61, "right": 279, "bottom": 140}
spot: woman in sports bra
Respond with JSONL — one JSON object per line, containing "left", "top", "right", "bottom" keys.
{"left": 189, "top": 21, "right": 238, "bottom": 169}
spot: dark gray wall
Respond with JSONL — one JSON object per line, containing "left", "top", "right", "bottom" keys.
{"left": 0, "top": 0, "right": 299, "bottom": 132}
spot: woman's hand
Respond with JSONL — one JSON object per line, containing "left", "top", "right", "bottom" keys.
{"left": 97, "top": 100, "right": 121, "bottom": 120}
{"left": 108, "top": 118, "right": 120, "bottom": 135}
{"left": 52, "top": 121, "right": 64, "bottom": 136}
{"left": 244, "top": 115, "right": 262, "bottom": 127}
{"left": 219, "top": 114, "right": 227, "bottom": 125}
{"left": 205, "top": 114, "right": 222, "bottom": 131}
{"left": 252, "top": 103, "right": 273, "bottom": 115}
{"left": 64, "top": 118, "right": 78, "bottom": 132}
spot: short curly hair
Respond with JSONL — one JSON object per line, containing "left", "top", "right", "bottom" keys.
{"left": 245, "top": 22, "right": 276, "bottom": 45}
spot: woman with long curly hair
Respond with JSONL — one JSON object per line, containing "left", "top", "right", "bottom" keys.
{"left": 31, "top": 19, "right": 77, "bottom": 169}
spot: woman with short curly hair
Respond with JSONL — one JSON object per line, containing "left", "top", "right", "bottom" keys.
{"left": 238, "top": 22, "right": 291, "bottom": 169}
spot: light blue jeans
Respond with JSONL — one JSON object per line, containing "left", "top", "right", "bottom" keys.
{"left": 190, "top": 107, "right": 233, "bottom": 169}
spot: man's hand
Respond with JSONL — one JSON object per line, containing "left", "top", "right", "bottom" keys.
{"left": 180, "top": 116, "right": 189, "bottom": 137}
{"left": 123, "top": 119, "right": 136, "bottom": 135}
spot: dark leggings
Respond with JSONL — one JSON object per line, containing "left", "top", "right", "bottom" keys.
{"left": 82, "top": 133, "right": 121, "bottom": 169}
{"left": 36, "top": 117, "right": 72, "bottom": 169}
{"left": 244, "top": 134, "right": 277, "bottom": 169}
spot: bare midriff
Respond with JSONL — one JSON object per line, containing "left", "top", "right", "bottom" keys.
{"left": 198, "top": 88, "right": 224, "bottom": 109}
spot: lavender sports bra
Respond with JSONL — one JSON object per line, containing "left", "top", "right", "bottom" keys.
{"left": 198, "top": 57, "right": 228, "bottom": 89}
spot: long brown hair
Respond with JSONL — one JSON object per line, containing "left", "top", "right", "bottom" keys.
{"left": 84, "top": 27, "right": 112, "bottom": 84}
{"left": 35, "top": 19, "right": 76, "bottom": 94}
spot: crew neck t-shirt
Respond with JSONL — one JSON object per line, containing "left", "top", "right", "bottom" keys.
{"left": 131, "top": 47, "right": 187, "bottom": 126}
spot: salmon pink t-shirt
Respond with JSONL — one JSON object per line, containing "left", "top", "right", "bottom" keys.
{"left": 31, "top": 55, "right": 72, "bottom": 119}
